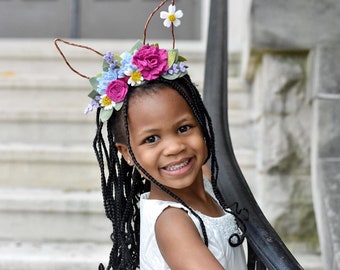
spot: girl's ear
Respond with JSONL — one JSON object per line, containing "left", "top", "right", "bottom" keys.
{"left": 116, "top": 143, "right": 133, "bottom": 166}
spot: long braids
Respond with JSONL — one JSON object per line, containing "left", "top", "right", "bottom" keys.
{"left": 94, "top": 74, "right": 245, "bottom": 269}
{"left": 93, "top": 107, "right": 149, "bottom": 269}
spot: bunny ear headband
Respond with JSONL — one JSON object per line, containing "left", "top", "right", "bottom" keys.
{"left": 54, "top": 0, "right": 188, "bottom": 122}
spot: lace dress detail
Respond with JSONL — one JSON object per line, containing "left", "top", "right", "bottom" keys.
{"left": 139, "top": 179, "right": 247, "bottom": 270}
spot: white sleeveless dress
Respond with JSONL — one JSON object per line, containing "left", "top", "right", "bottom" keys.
{"left": 139, "top": 180, "right": 247, "bottom": 269}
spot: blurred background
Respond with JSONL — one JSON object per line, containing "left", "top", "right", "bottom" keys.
{"left": 1, "top": 0, "right": 340, "bottom": 269}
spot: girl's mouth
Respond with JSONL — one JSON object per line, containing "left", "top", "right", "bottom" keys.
{"left": 163, "top": 159, "right": 190, "bottom": 171}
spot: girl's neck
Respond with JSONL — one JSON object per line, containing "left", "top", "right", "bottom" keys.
{"left": 148, "top": 179, "right": 224, "bottom": 217}
{"left": 148, "top": 176, "right": 206, "bottom": 202}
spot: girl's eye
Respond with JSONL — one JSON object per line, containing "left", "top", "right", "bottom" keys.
{"left": 178, "top": 125, "right": 191, "bottom": 134}
{"left": 144, "top": 135, "right": 159, "bottom": 144}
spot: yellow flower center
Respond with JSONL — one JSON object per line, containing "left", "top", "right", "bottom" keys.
{"left": 102, "top": 96, "right": 112, "bottom": 106}
{"left": 168, "top": 14, "right": 176, "bottom": 22}
{"left": 131, "top": 70, "right": 142, "bottom": 82}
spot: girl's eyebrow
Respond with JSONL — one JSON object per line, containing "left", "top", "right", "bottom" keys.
{"left": 136, "top": 114, "right": 195, "bottom": 136}
{"left": 138, "top": 128, "right": 160, "bottom": 136}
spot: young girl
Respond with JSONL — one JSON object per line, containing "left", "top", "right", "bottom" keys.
{"left": 55, "top": 1, "right": 247, "bottom": 269}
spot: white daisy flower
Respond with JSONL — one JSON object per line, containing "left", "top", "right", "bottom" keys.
{"left": 99, "top": 94, "right": 115, "bottom": 110}
{"left": 125, "top": 67, "right": 144, "bottom": 86}
{"left": 160, "top": 4, "right": 183, "bottom": 28}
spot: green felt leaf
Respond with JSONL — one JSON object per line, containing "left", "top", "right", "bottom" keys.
{"left": 89, "top": 77, "right": 99, "bottom": 90}
{"left": 149, "top": 42, "right": 159, "bottom": 47}
{"left": 102, "top": 60, "right": 109, "bottom": 71}
{"left": 88, "top": 89, "right": 99, "bottom": 100}
{"left": 129, "top": 40, "right": 143, "bottom": 54}
{"left": 100, "top": 109, "right": 113, "bottom": 122}
{"left": 114, "top": 102, "right": 123, "bottom": 111}
{"left": 114, "top": 54, "right": 122, "bottom": 65}
{"left": 167, "top": 49, "right": 178, "bottom": 68}
{"left": 162, "top": 70, "right": 187, "bottom": 80}
{"left": 178, "top": 55, "right": 187, "bottom": 62}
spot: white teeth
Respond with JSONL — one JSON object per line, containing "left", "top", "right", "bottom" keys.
{"left": 165, "top": 160, "right": 189, "bottom": 171}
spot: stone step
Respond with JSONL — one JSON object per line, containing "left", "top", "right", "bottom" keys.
{"left": 1, "top": 41, "right": 251, "bottom": 148}
{"left": 0, "top": 111, "right": 95, "bottom": 146}
{"left": 0, "top": 75, "right": 249, "bottom": 114}
{"left": 0, "top": 241, "right": 324, "bottom": 270}
{"left": 0, "top": 187, "right": 111, "bottom": 243}
{"left": 0, "top": 144, "right": 100, "bottom": 190}
{"left": 294, "top": 252, "right": 324, "bottom": 270}
{"left": 0, "top": 75, "right": 96, "bottom": 145}
{"left": 0, "top": 143, "right": 255, "bottom": 190}
{"left": 0, "top": 39, "right": 207, "bottom": 89}
{"left": 227, "top": 77, "right": 250, "bottom": 111}
{"left": 0, "top": 79, "right": 251, "bottom": 147}
{"left": 233, "top": 148, "right": 256, "bottom": 193}
{"left": 0, "top": 240, "right": 111, "bottom": 270}
{"left": 0, "top": 107, "right": 251, "bottom": 147}
{"left": 228, "top": 109, "right": 254, "bottom": 150}
{"left": 0, "top": 73, "right": 91, "bottom": 109}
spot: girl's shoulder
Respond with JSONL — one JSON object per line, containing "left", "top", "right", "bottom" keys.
{"left": 140, "top": 192, "right": 189, "bottom": 219}
{"left": 140, "top": 177, "right": 212, "bottom": 218}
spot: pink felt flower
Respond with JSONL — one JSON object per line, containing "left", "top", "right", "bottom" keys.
{"left": 132, "top": 45, "right": 168, "bottom": 80}
{"left": 106, "top": 79, "right": 128, "bottom": 102}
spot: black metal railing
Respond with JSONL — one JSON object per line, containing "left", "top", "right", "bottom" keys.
{"left": 203, "top": 1, "right": 304, "bottom": 269}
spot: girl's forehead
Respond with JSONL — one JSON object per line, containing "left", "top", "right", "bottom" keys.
{"left": 129, "top": 86, "right": 187, "bottom": 107}
{"left": 127, "top": 87, "right": 193, "bottom": 123}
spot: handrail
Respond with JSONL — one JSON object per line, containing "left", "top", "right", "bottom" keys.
{"left": 202, "top": 1, "right": 304, "bottom": 269}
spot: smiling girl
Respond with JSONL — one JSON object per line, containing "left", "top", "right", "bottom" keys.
{"left": 115, "top": 79, "right": 247, "bottom": 270}
{"left": 55, "top": 1, "right": 248, "bottom": 269}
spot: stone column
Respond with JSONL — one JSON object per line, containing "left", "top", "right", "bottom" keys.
{"left": 242, "top": 1, "right": 340, "bottom": 264}
{"left": 309, "top": 43, "right": 340, "bottom": 270}
{"left": 251, "top": 53, "right": 317, "bottom": 249}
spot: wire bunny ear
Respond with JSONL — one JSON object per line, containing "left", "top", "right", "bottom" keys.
{"left": 55, "top": 0, "right": 178, "bottom": 79}
{"left": 143, "top": 0, "right": 176, "bottom": 49}
{"left": 54, "top": 38, "right": 104, "bottom": 79}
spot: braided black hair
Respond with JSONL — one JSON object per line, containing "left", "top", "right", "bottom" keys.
{"left": 93, "top": 74, "right": 245, "bottom": 270}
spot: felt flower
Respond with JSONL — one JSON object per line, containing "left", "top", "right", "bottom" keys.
{"left": 125, "top": 66, "right": 144, "bottom": 86}
{"left": 160, "top": 4, "right": 183, "bottom": 28}
{"left": 106, "top": 79, "right": 128, "bottom": 103}
{"left": 99, "top": 94, "right": 115, "bottom": 110}
{"left": 120, "top": 51, "right": 133, "bottom": 66}
{"left": 97, "top": 69, "right": 119, "bottom": 95}
{"left": 178, "top": 62, "right": 186, "bottom": 72}
{"left": 109, "top": 60, "right": 119, "bottom": 70}
{"left": 117, "top": 51, "right": 134, "bottom": 78}
{"left": 167, "top": 62, "right": 187, "bottom": 75}
{"left": 85, "top": 40, "right": 188, "bottom": 120}
{"left": 84, "top": 99, "right": 100, "bottom": 115}
{"left": 132, "top": 45, "right": 168, "bottom": 80}
{"left": 103, "top": 51, "right": 114, "bottom": 64}
{"left": 104, "top": 52, "right": 119, "bottom": 70}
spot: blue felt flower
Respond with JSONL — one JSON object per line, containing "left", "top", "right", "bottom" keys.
{"left": 96, "top": 68, "right": 119, "bottom": 95}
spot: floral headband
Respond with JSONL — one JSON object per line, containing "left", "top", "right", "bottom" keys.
{"left": 55, "top": 0, "right": 187, "bottom": 122}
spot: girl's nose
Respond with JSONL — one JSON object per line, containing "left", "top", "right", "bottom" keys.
{"left": 162, "top": 136, "right": 186, "bottom": 156}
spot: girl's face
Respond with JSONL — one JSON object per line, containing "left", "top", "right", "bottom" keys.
{"left": 120, "top": 86, "right": 207, "bottom": 192}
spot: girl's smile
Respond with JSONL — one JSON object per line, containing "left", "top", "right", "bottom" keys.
{"left": 120, "top": 86, "right": 208, "bottom": 196}
{"left": 161, "top": 157, "right": 193, "bottom": 176}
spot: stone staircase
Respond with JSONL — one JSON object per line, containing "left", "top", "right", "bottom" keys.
{"left": 0, "top": 39, "right": 320, "bottom": 269}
